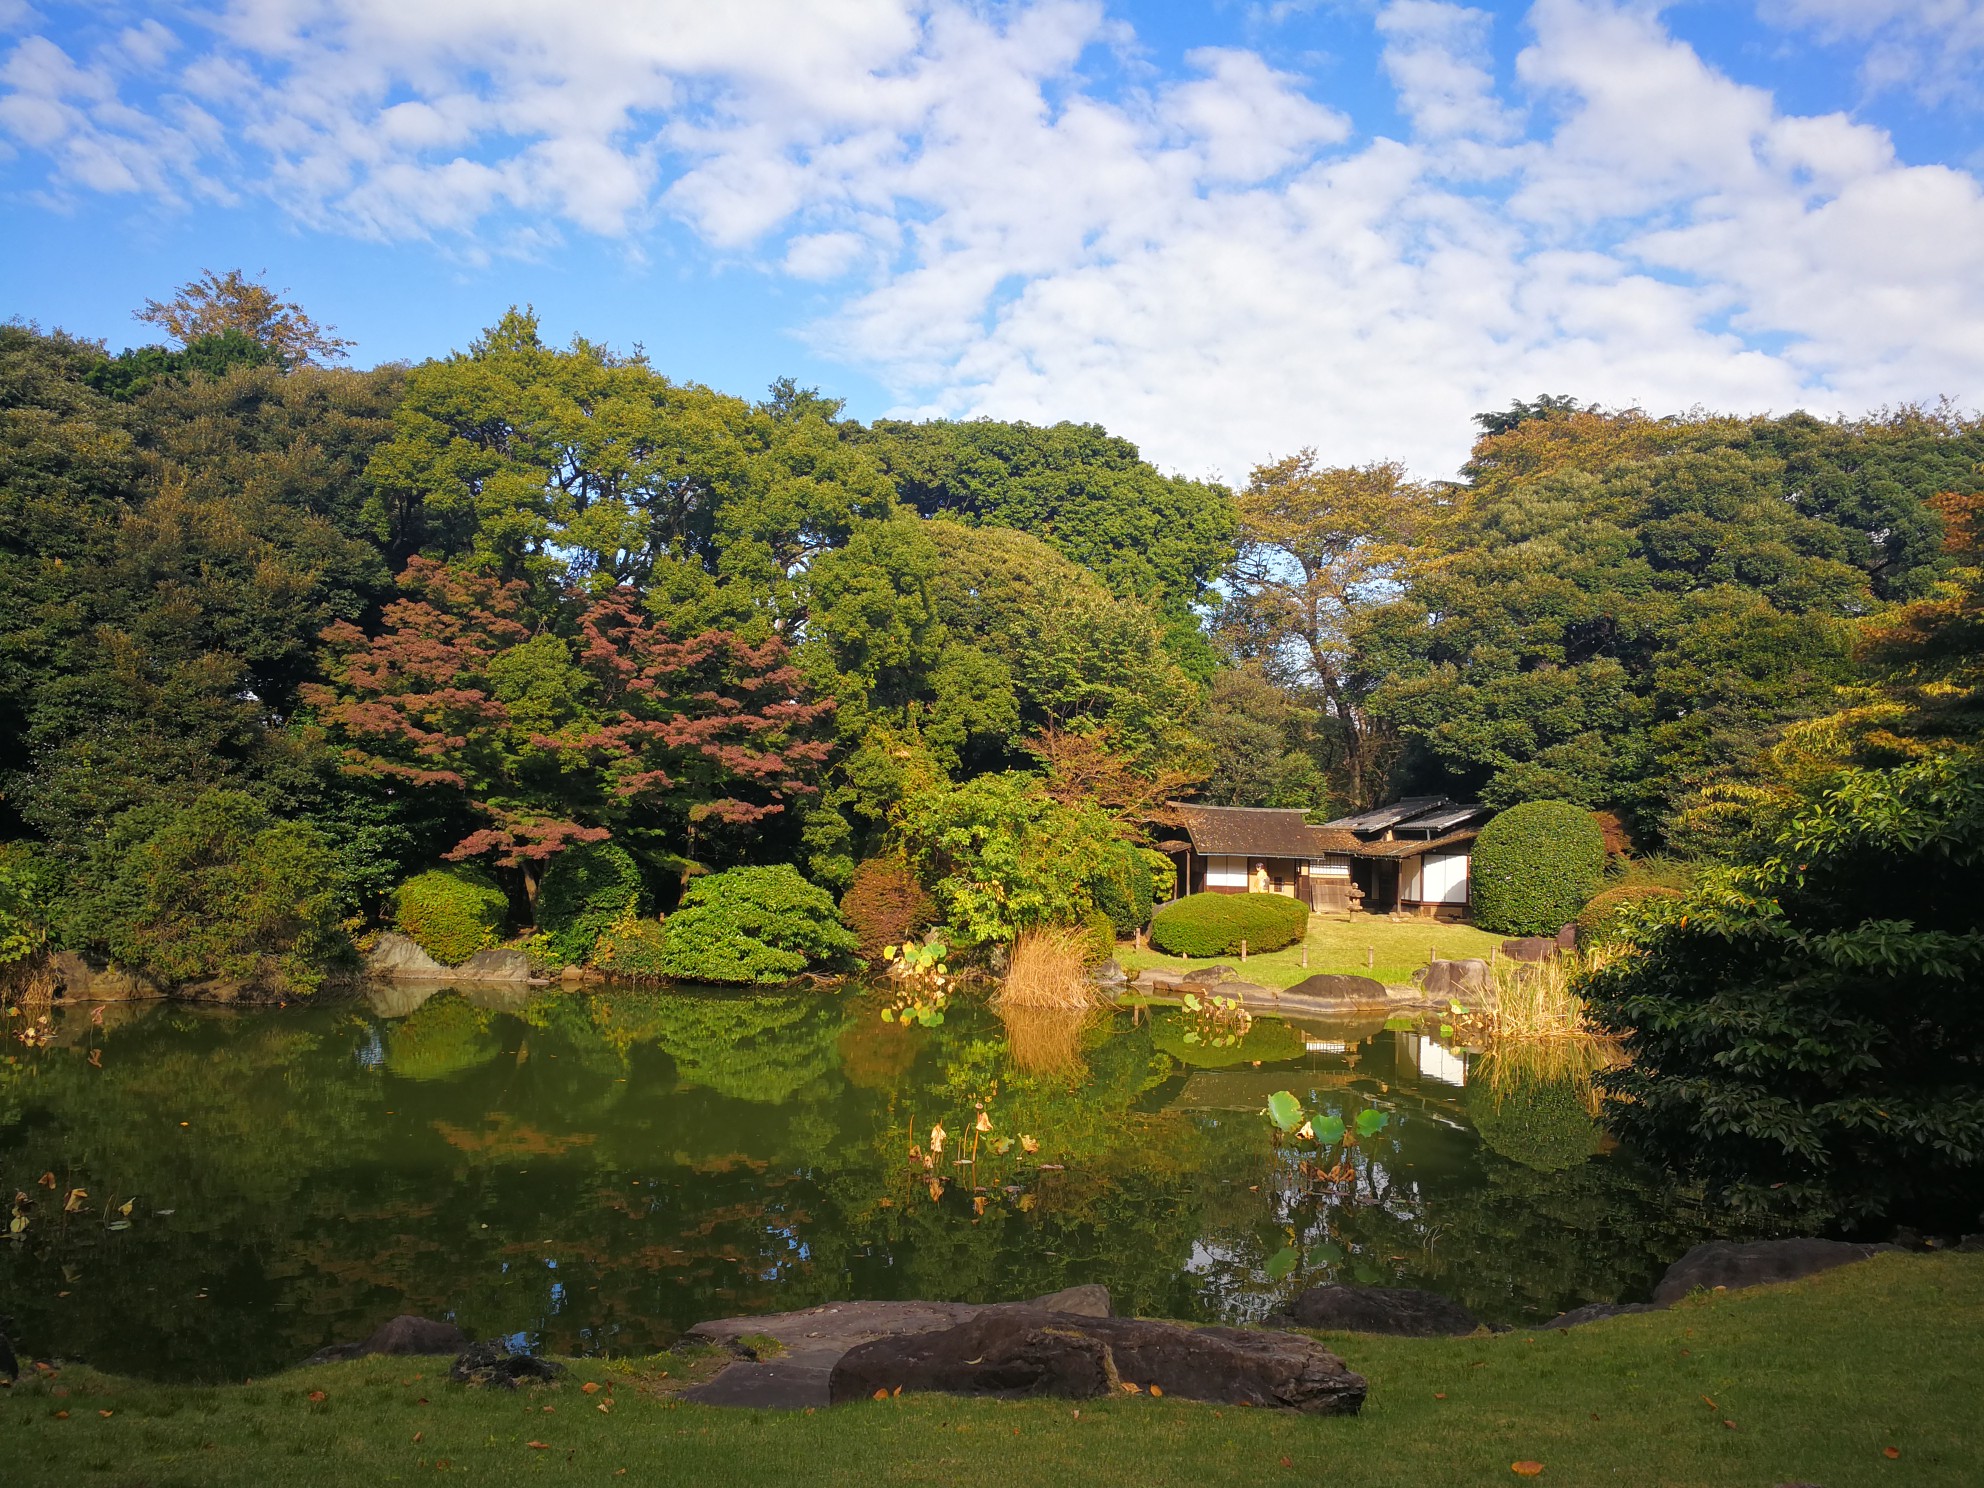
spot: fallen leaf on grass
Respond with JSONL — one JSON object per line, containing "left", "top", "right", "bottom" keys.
{"left": 1700, "top": 1395, "right": 1717, "bottom": 1410}
{"left": 527, "top": 1440, "right": 550, "bottom": 1450}
{"left": 1511, "top": 1463, "right": 1544, "bottom": 1477}
{"left": 416, "top": 1397, "right": 429, "bottom": 1405}
{"left": 413, "top": 1431, "right": 423, "bottom": 1443}
{"left": 98, "top": 1409, "right": 113, "bottom": 1418}
{"left": 307, "top": 1391, "right": 326, "bottom": 1404}
{"left": 872, "top": 1389, "right": 888, "bottom": 1401}
{"left": 1279, "top": 1458, "right": 1293, "bottom": 1469}
{"left": 596, "top": 1402, "right": 612, "bottom": 1414}
{"left": 1149, "top": 1385, "right": 1162, "bottom": 1398}
{"left": 1722, "top": 1420, "right": 1737, "bottom": 1430}
{"left": 581, "top": 1382, "right": 600, "bottom": 1395}
{"left": 1120, "top": 1382, "right": 1141, "bottom": 1394}
{"left": 1884, "top": 1447, "right": 1901, "bottom": 1459}
{"left": 53, "top": 1411, "right": 68, "bottom": 1420}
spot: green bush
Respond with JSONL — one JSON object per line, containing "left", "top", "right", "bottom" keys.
{"left": 536, "top": 843, "right": 647, "bottom": 965}
{"left": 1469, "top": 801, "right": 1606, "bottom": 935}
{"left": 1148, "top": 892, "right": 1308, "bottom": 958}
{"left": 393, "top": 867, "right": 509, "bottom": 965}
{"left": 1083, "top": 910, "right": 1118, "bottom": 966}
{"left": 0, "top": 841, "right": 59, "bottom": 967}
{"left": 590, "top": 913, "right": 671, "bottom": 978}
{"left": 63, "top": 790, "right": 349, "bottom": 992}
{"left": 1575, "top": 883, "right": 1683, "bottom": 943}
{"left": 1089, "top": 842, "right": 1158, "bottom": 936}
{"left": 657, "top": 865, "right": 860, "bottom": 984}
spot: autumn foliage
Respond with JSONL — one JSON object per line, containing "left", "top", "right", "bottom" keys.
{"left": 307, "top": 558, "right": 833, "bottom": 869}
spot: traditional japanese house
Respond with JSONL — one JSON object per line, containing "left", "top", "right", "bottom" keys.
{"left": 1167, "top": 797, "right": 1491, "bottom": 919}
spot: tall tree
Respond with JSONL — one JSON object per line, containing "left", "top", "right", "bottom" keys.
{"left": 137, "top": 269, "right": 354, "bottom": 367}
{"left": 1220, "top": 452, "right": 1438, "bottom": 807}
{"left": 306, "top": 558, "right": 834, "bottom": 896}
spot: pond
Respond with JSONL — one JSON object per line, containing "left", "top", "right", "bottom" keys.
{"left": 0, "top": 985, "right": 1727, "bottom": 1382}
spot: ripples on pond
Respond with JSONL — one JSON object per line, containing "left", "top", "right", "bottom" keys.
{"left": 0, "top": 984, "right": 1721, "bottom": 1380}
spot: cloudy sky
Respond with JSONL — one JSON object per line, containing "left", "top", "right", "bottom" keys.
{"left": 4, "top": 0, "right": 1983, "bottom": 481}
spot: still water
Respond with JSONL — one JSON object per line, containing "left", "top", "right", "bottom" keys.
{"left": 0, "top": 985, "right": 1720, "bottom": 1381}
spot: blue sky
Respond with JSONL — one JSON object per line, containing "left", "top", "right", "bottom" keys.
{"left": 4, "top": 1, "right": 1983, "bottom": 480}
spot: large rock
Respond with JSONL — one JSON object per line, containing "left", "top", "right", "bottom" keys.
{"left": 828, "top": 1309, "right": 1366, "bottom": 1415}
{"left": 1277, "top": 1284, "right": 1481, "bottom": 1337}
{"left": 1089, "top": 960, "right": 1127, "bottom": 986}
{"left": 364, "top": 933, "right": 453, "bottom": 978}
{"left": 682, "top": 1287, "right": 1113, "bottom": 1409}
{"left": 1283, "top": 974, "right": 1388, "bottom": 1004}
{"left": 1499, "top": 937, "right": 1561, "bottom": 964}
{"left": 458, "top": 948, "right": 531, "bottom": 983}
{"left": 1651, "top": 1239, "right": 1897, "bottom": 1304}
{"left": 306, "top": 1315, "right": 469, "bottom": 1365}
{"left": 1180, "top": 966, "right": 1237, "bottom": 985}
{"left": 47, "top": 951, "right": 164, "bottom": 1002}
{"left": 1412, "top": 958, "right": 1491, "bottom": 1000}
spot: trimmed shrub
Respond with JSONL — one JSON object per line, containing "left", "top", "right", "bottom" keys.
{"left": 839, "top": 854, "right": 936, "bottom": 962}
{"left": 1089, "top": 842, "right": 1157, "bottom": 937}
{"left": 1575, "top": 883, "right": 1684, "bottom": 943}
{"left": 590, "top": 913, "right": 670, "bottom": 978}
{"left": 63, "top": 790, "right": 348, "bottom": 992}
{"left": 394, "top": 867, "right": 509, "bottom": 966}
{"left": 537, "top": 843, "right": 646, "bottom": 965}
{"left": 1469, "top": 801, "right": 1606, "bottom": 936}
{"left": 657, "top": 865, "right": 860, "bottom": 984}
{"left": 1083, "top": 910, "right": 1118, "bottom": 966}
{"left": 1148, "top": 892, "right": 1308, "bottom": 958}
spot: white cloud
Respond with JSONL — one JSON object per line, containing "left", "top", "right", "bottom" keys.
{"left": 1762, "top": 0, "right": 1984, "bottom": 104}
{"left": 1, "top": 0, "right": 1982, "bottom": 480}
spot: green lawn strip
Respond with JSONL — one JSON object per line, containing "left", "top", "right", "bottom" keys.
{"left": 1121, "top": 916, "right": 1507, "bottom": 990}
{"left": 4, "top": 1253, "right": 1974, "bottom": 1486}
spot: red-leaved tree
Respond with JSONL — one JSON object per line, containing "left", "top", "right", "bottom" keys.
{"left": 305, "top": 558, "right": 833, "bottom": 883}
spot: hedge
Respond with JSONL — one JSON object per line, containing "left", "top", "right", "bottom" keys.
{"left": 1574, "top": 882, "right": 1684, "bottom": 942}
{"left": 1148, "top": 892, "right": 1308, "bottom": 958}
{"left": 657, "top": 865, "right": 860, "bottom": 984}
{"left": 1468, "top": 801, "right": 1606, "bottom": 936}
{"left": 537, "top": 843, "right": 646, "bottom": 965}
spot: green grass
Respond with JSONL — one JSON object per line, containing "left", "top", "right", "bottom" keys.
{"left": 4, "top": 1253, "right": 1976, "bottom": 1486}
{"left": 1121, "top": 914, "right": 1506, "bottom": 989}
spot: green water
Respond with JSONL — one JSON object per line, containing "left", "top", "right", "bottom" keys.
{"left": 0, "top": 985, "right": 1719, "bottom": 1381}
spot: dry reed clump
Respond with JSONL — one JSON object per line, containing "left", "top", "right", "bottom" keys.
{"left": 1, "top": 952, "right": 57, "bottom": 1011}
{"left": 1474, "top": 945, "right": 1621, "bottom": 1042}
{"left": 1474, "top": 1037, "right": 1623, "bottom": 1116}
{"left": 995, "top": 927, "right": 1110, "bottom": 1012}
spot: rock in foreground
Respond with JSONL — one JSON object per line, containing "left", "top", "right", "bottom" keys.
{"left": 828, "top": 1309, "right": 1366, "bottom": 1414}
{"left": 450, "top": 1341, "right": 566, "bottom": 1388}
{"left": 1651, "top": 1239, "right": 1896, "bottom": 1305}
{"left": 1277, "top": 1284, "right": 1482, "bottom": 1337}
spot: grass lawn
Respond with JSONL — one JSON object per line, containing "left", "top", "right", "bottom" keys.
{"left": 1120, "top": 914, "right": 1508, "bottom": 989}
{"left": 3, "top": 1252, "right": 1976, "bottom": 1487}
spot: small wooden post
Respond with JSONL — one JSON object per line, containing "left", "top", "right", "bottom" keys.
{"left": 1240, "top": 939, "right": 1248, "bottom": 962}
{"left": 1301, "top": 944, "right": 1309, "bottom": 969}
{"left": 1366, "top": 946, "right": 1374, "bottom": 969}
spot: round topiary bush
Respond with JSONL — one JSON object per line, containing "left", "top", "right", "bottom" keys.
{"left": 657, "top": 865, "right": 860, "bottom": 984}
{"left": 536, "top": 843, "right": 647, "bottom": 965}
{"left": 1148, "top": 892, "right": 1309, "bottom": 958}
{"left": 1469, "top": 802, "right": 1606, "bottom": 936}
{"left": 393, "top": 866, "right": 510, "bottom": 966}
{"left": 1575, "top": 882, "right": 1684, "bottom": 943}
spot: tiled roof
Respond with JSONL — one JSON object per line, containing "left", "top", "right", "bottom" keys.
{"left": 1171, "top": 804, "right": 1341, "bottom": 858}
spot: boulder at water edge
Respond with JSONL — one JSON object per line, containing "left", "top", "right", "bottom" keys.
{"left": 1283, "top": 973, "right": 1388, "bottom": 1004}
{"left": 827, "top": 1309, "right": 1366, "bottom": 1414}
{"left": 1413, "top": 958, "right": 1491, "bottom": 999}
{"left": 306, "top": 1315, "right": 469, "bottom": 1364}
{"left": 1651, "top": 1239, "right": 1897, "bottom": 1304}
{"left": 1498, "top": 936, "right": 1561, "bottom": 964}
{"left": 1277, "top": 1284, "right": 1482, "bottom": 1337}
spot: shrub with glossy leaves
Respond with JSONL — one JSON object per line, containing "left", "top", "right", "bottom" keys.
{"left": 1469, "top": 801, "right": 1606, "bottom": 935}
{"left": 1148, "top": 892, "right": 1308, "bottom": 958}
{"left": 537, "top": 843, "right": 646, "bottom": 965}
{"left": 393, "top": 867, "right": 509, "bottom": 966}
{"left": 657, "top": 865, "right": 860, "bottom": 984}
{"left": 590, "top": 914, "right": 670, "bottom": 978}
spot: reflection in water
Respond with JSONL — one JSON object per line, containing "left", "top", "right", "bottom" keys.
{"left": 0, "top": 987, "right": 1724, "bottom": 1382}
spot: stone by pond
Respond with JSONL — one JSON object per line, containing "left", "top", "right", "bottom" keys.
{"left": 0, "top": 983, "right": 1737, "bottom": 1383}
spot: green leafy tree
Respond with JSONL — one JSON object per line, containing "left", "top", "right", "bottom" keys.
{"left": 62, "top": 790, "right": 350, "bottom": 991}
{"left": 136, "top": 268, "right": 354, "bottom": 366}
{"left": 536, "top": 842, "right": 647, "bottom": 964}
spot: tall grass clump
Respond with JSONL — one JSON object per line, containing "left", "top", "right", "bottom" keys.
{"left": 1470, "top": 945, "right": 1623, "bottom": 1042}
{"left": 996, "top": 926, "right": 1108, "bottom": 1012}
